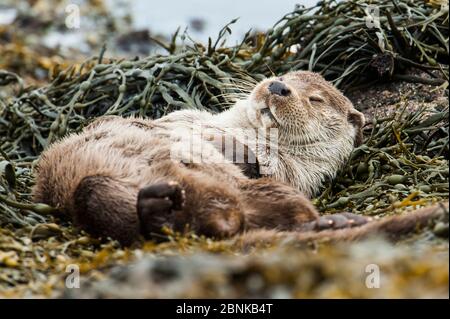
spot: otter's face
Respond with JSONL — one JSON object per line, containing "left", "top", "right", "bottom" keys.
{"left": 247, "top": 71, "right": 365, "bottom": 147}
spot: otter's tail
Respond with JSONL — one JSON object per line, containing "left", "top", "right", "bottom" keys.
{"left": 233, "top": 202, "right": 448, "bottom": 248}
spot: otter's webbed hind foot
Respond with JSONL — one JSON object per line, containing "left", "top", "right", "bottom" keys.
{"left": 298, "top": 213, "right": 372, "bottom": 232}
{"left": 137, "top": 181, "right": 185, "bottom": 237}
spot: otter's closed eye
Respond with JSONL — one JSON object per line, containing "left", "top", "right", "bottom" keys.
{"left": 309, "top": 95, "right": 324, "bottom": 103}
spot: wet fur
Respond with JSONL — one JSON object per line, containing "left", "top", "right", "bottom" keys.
{"left": 32, "top": 71, "right": 444, "bottom": 245}
{"left": 233, "top": 203, "right": 448, "bottom": 248}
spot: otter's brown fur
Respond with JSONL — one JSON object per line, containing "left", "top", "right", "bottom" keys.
{"left": 233, "top": 203, "right": 448, "bottom": 248}
{"left": 33, "top": 114, "right": 321, "bottom": 244}
{"left": 32, "top": 71, "right": 443, "bottom": 245}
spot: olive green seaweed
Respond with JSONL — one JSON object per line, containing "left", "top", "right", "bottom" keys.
{"left": 0, "top": 0, "right": 448, "bottom": 297}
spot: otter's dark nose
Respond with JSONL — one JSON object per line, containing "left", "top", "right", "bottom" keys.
{"left": 268, "top": 81, "right": 291, "bottom": 96}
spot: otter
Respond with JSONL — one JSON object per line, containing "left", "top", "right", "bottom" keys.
{"left": 32, "top": 71, "right": 443, "bottom": 245}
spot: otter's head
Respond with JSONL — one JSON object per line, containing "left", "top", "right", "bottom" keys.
{"left": 246, "top": 71, "right": 365, "bottom": 148}
{"left": 241, "top": 71, "right": 365, "bottom": 196}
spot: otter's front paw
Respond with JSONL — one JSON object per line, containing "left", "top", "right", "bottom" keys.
{"left": 299, "top": 213, "right": 372, "bottom": 232}
{"left": 137, "top": 181, "right": 185, "bottom": 236}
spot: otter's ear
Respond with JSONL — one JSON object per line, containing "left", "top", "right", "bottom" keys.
{"left": 347, "top": 109, "right": 365, "bottom": 147}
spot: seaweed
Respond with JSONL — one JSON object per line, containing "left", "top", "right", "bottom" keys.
{"left": 0, "top": 0, "right": 448, "bottom": 297}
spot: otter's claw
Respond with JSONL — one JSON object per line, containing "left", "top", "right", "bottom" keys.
{"left": 137, "top": 181, "right": 185, "bottom": 236}
{"left": 300, "top": 213, "right": 372, "bottom": 232}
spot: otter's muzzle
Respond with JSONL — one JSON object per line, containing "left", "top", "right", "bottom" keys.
{"left": 268, "top": 81, "right": 290, "bottom": 97}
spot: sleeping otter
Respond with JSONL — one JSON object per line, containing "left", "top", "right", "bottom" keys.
{"left": 32, "top": 71, "right": 442, "bottom": 245}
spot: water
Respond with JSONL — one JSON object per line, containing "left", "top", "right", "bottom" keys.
{"left": 6, "top": 0, "right": 319, "bottom": 55}
{"left": 116, "top": 0, "right": 318, "bottom": 45}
